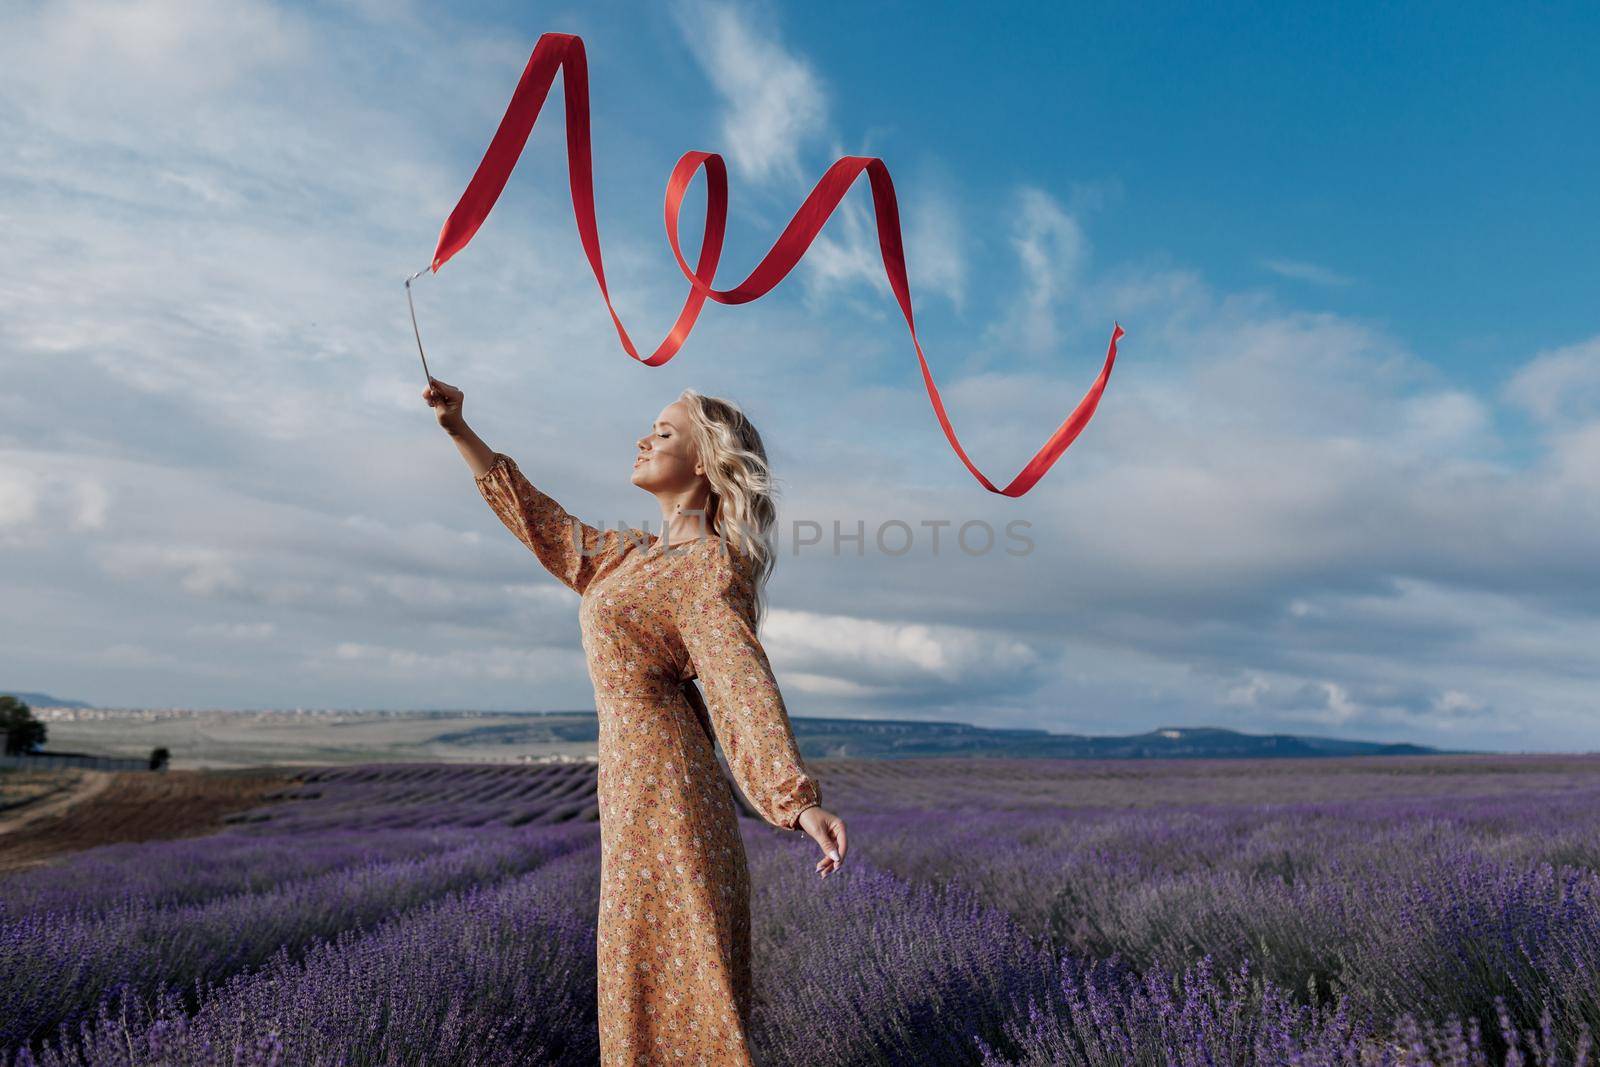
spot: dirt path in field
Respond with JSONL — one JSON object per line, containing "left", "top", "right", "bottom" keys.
{"left": 0, "top": 770, "right": 114, "bottom": 837}
{"left": 0, "top": 768, "right": 298, "bottom": 876}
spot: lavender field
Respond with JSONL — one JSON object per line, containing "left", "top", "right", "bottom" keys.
{"left": 4, "top": 754, "right": 1600, "bottom": 1066}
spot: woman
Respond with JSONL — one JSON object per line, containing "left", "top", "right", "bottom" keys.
{"left": 425, "top": 376, "right": 847, "bottom": 1065}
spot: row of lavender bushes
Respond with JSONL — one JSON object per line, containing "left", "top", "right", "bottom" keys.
{"left": 836, "top": 787, "right": 1600, "bottom": 1062}
{"left": 8, "top": 828, "right": 1591, "bottom": 1066}
{"left": 6, "top": 759, "right": 1600, "bottom": 1063}
{"left": 1, "top": 823, "right": 596, "bottom": 1049}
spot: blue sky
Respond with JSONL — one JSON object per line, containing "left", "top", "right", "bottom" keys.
{"left": 2, "top": 0, "right": 1598, "bottom": 752}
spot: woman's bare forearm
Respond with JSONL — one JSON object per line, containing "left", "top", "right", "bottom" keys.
{"left": 423, "top": 378, "right": 497, "bottom": 477}
{"left": 446, "top": 421, "right": 499, "bottom": 478}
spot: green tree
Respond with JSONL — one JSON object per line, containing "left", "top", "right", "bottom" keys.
{"left": 1, "top": 694, "right": 48, "bottom": 756}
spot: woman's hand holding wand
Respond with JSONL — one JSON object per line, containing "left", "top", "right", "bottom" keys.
{"left": 423, "top": 376, "right": 497, "bottom": 478}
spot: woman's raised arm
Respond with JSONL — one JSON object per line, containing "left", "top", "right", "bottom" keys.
{"left": 425, "top": 376, "right": 617, "bottom": 595}
{"left": 424, "top": 377, "right": 497, "bottom": 477}
{"left": 474, "top": 453, "right": 619, "bottom": 595}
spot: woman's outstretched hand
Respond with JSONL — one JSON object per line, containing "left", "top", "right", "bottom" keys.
{"left": 798, "top": 805, "right": 847, "bottom": 879}
{"left": 423, "top": 377, "right": 465, "bottom": 435}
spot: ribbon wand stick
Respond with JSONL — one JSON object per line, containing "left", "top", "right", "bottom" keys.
{"left": 405, "top": 267, "right": 436, "bottom": 386}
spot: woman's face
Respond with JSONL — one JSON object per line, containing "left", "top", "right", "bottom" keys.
{"left": 631, "top": 399, "right": 703, "bottom": 492}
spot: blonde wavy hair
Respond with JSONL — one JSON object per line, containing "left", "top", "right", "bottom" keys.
{"left": 677, "top": 388, "right": 779, "bottom": 624}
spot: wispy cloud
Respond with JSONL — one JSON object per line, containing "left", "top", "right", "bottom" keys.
{"left": 904, "top": 182, "right": 969, "bottom": 314}
{"left": 763, "top": 608, "right": 1042, "bottom": 704}
{"left": 1503, "top": 335, "right": 1600, "bottom": 427}
{"left": 0, "top": 469, "right": 41, "bottom": 533}
{"left": 668, "top": 0, "right": 828, "bottom": 186}
{"left": 976, "top": 186, "right": 1091, "bottom": 362}
{"left": 1260, "top": 257, "right": 1357, "bottom": 287}
{"left": 188, "top": 621, "right": 278, "bottom": 641}
{"left": 668, "top": 0, "right": 967, "bottom": 312}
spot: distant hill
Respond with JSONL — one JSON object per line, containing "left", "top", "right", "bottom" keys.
{"left": 0, "top": 690, "right": 96, "bottom": 709}
{"left": 784, "top": 718, "right": 1472, "bottom": 759}
{"left": 429, "top": 712, "right": 1473, "bottom": 760}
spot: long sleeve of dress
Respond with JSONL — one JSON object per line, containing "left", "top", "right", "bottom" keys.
{"left": 673, "top": 545, "right": 821, "bottom": 831}
{"left": 475, "top": 452, "right": 619, "bottom": 596}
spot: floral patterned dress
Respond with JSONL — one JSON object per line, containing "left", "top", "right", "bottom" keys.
{"left": 476, "top": 452, "right": 822, "bottom": 1066}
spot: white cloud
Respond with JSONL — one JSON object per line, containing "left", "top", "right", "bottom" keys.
{"left": 1434, "top": 689, "right": 1487, "bottom": 717}
{"left": 763, "top": 261, "right": 1600, "bottom": 745}
{"left": 904, "top": 184, "right": 969, "bottom": 313}
{"left": 762, "top": 607, "right": 1041, "bottom": 694}
{"left": 668, "top": 1, "right": 966, "bottom": 314}
{"left": 0, "top": 464, "right": 111, "bottom": 543}
{"left": 68, "top": 479, "right": 112, "bottom": 531}
{"left": 0, "top": 469, "right": 41, "bottom": 530}
{"left": 1398, "top": 390, "right": 1490, "bottom": 454}
{"left": 3, "top": 0, "right": 309, "bottom": 115}
{"left": 317, "top": 640, "right": 578, "bottom": 684}
{"left": 975, "top": 186, "right": 1090, "bottom": 364}
{"left": 790, "top": 159, "right": 971, "bottom": 315}
{"left": 1545, "top": 421, "right": 1600, "bottom": 493}
{"left": 780, "top": 671, "right": 886, "bottom": 698}
{"left": 792, "top": 182, "right": 891, "bottom": 307}
{"left": 669, "top": 0, "right": 828, "bottom": 185}
{"left": 1503, "top": 335, "right": 1600, "bottom": 427}
{"left": 97, "top": 544, "right": 246, "bottom": 598}
{"left": 1261, "top": 258, "right": 1357, "bottom": 288}
{"left": 187, "top": 621, "right": 278, "bottom": 641}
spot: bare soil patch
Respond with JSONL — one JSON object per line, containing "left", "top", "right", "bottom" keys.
{"left": 0, "top": 767, "right": 300, "bottom": 875}
{"left": 0, "top": 767, "right": 93, "bottom": 819}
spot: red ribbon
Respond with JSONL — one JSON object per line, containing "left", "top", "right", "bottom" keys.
{"left": 429, "top": 32, "right": 1122, "bottom": 497}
